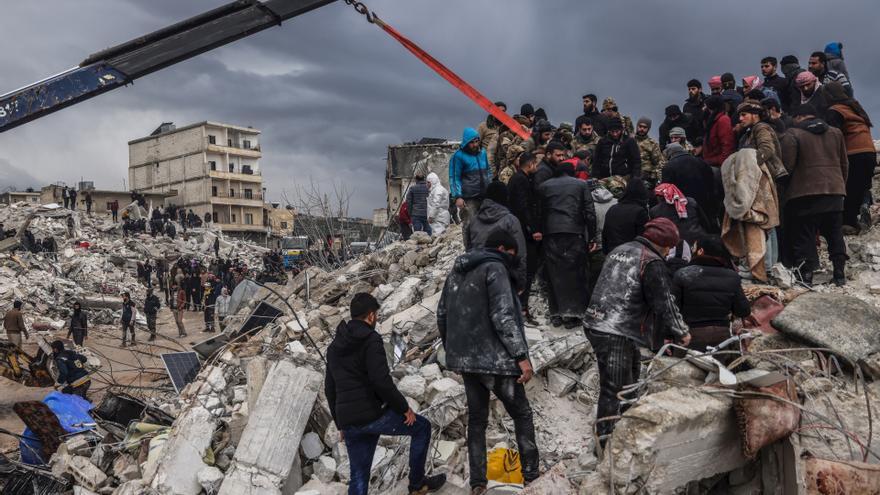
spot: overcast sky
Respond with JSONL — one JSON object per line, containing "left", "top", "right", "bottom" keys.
{"left": 0, "top": 0, "right": 876, "bottom": 216}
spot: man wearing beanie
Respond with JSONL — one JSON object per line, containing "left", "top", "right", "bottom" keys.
{"left": 659, "top": 104, "right": 700, "bottom": 149}
{"left": 520, "top": 103, "right": 536, "bottom": 127}
{"left": 464, "top": 180, "right": 527, "bottom": 292}
{"left": 592, "top": 117, "right": 641, "bottom": 180}
{"left": 534, "top": 159, "right": 597, "bottom": 328}
{"left": 584, "top": 217, "right": 691, "bottom": 442}
{"left": 780, "top": 55, "right": 807, "bottom": 113}
{"left": 634, "top": 117, "right": 665, "bottom": 190}
{"left": 438, "top": 229, "right": 539, "bottom": 493}
{"left": 326, "top": 293, "right": 446, "bottom": 495}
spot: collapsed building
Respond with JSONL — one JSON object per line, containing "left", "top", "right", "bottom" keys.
{"left": 2, "top": 193, "right": 880, "bottom": 494}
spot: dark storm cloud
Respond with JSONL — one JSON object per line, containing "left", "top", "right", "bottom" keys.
{"left": 0, "top": 0, "right": 878, "bottom": 215}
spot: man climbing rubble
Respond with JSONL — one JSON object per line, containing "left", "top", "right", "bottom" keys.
{"left": 3, "top": 300, "right": 29, "bottom": 348}
{"left": 325, "top": 293, "right": 446, "bottom": 495}
{"left": 50, "top": 340, "right": 90, "bottom": 401}
{"left": 583, "top": 218, "right": 691, "bottom": 442}
{"left": 437, "top": 229, "right": 539, "bottom": 493}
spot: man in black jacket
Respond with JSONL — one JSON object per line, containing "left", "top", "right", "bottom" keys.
{"left": 661, "top": 143, "right": 719, "bottom": 230}
{"left": 672, "top": 236, "right": 751, "bottom": 352}
{"left": 120, "top": 292, "right": 136, "bottom": 347}
{"left": 464, "top": 181, "right": 526, "bottom": 292}
{"left": 761, "top": 56, "right": 788, "bottom": 100}
{"left": 535, "top": 161, "right": 598, "bottom": 328}
{"left": 66, "top": 302, "right": 88, "bottom": 347}
{"left": 507, "top": 152, "right": 540, "bottom": 320}
{"left": 602, "top": 178, "right": 649, "bottom": 254}
{"left": 584, "top": 218, "right": 691, "bottom": 441}
{"left": 659, "top": 105, "right": 701, "bottom": 149}
{"left": 51, "top": 340, "right": 90, "bottom": 400}
{"left": 437, "top": 230, "right": 537, "bottom": 493}
{"left": 683, "top": 80, "right": 706, "bottom": 143}
{"left": 575, "top": 93, "right": 607, "bottom": 137}
{"left": 325, "top": 294, "right": 445, "bottom": 495}
{"left": 592, "top": 117, "right": 641, "bottom": 179}
{"left": 143, "top": 290, "right": 161, "bottom": 341}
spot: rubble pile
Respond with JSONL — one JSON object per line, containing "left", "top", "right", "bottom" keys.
{"left": 0, "top": 202, "right": 267, "bottom": 330}
{"left": 7, "top": 198, "right": 880, "bottom": 494}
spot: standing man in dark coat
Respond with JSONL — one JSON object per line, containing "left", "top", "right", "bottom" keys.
{"left": 661, "top": 143, "right": 719, "bottom": 229}
{"left": 325, "top": 294, "right": 445, "bottom": 495}
{"left": 406, "top": 174, "right": 431, "bottom": 235}
{"left": 143, "top": 289, "right": 161, "bottom": 342}
{"left": 592, "top": 117, "right": 641, "bottom": 179}
{"left": 464, "top": 181, "right": 526, "bottom": 293}
{"left": 110, "top": 200, "right": 119, "bottom": 222}
{"left": 84, "top": 192, "right": 93, "bottom": 216}
{"left": 437, "top": 230, "right": 538, "bottom": 493}
{"left": 120, "top": 292, "right": 136, "bottom": 347}
{"left": 507, "top": 152, "right": 540, "bottom": 321}
{"left": 683, "top": 79, "right": 707, "bottom": 145}
{"left": 602, "top": 178, "right": 650, "bottom": 254}
{"left": 584, "top": 218, "right": 691, "bottom": 442}
{"left": 779, "top": 104, "right": 849, "bottom": 286}
{"left": 576, "top": 93, "right": 607, "bottom": 137}
{"left": 66, "top": 302, "right": 88, "bottom": 347}
{"left": 535, "top": 161, "right": 598, "bottom": 328}
{"left": 3, "top": 301, "right": 29, "bottom": 348}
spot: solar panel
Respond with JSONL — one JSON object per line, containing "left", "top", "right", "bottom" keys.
{"left": 161, "top": 352, "right": 201, "bottom": 394}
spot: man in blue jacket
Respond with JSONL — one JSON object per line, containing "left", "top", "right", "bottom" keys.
{"left": 449, "top": 127, "right": 492, "bottom": 232}
{"left": 51, "top": 340, "right": 91, "bottom": 400}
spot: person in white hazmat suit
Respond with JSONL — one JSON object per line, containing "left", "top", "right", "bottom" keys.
{"left": 426, "top": 172, "right": 451, "bottom": 235}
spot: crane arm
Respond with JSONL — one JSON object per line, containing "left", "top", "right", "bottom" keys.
{"left": 0, "top": 0, "right": 336, "bottom": 133}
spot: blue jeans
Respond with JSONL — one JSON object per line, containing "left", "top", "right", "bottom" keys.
{"left": 412, "top": 217, "right": 432, "bottom": 236}
{"left": 343, "top": 410, "right": 432, "bottom": 495}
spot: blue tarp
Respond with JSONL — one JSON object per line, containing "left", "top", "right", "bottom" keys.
{"left": 20, "top": 392, "right": 94, "bottom": 465}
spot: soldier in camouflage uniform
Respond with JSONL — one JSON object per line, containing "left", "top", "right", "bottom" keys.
{"left": 571, "top": 119, "right": 602, "bottom": 160}
{"left": 554, "top": 122, "right": 575, "bottom": 154}
{"left": 634, "top": 117, "right": 666, "bottom": 190}
{"left": 498, "top": 143, "right": 525, "bottom": 184}
{"left": 601, "top": 97, "right": 634, "bottom": 136}
{"left": 491, "top": 114, "right": 530, "bottom": 179}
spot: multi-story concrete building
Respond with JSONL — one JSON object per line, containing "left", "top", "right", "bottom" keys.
{"left": 0, "top": 190, "right": 42, "bottom": 205}
{"left": 128, "top": 122, "right": 266, "bottom": 239}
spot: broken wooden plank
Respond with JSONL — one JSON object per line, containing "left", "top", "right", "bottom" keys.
{"left": 218, "top": 361, "right": 321, "bottom": 495}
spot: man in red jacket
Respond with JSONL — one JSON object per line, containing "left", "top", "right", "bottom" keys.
{"left": 701, "top": 95, "right": 735, "bottom": 167}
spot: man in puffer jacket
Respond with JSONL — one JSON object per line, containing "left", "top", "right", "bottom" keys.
{"left": 326, "top": 294, "right": 446, "bottom": 495}
{"left": 437, "top": 230, "right": 538, "bottom": 493}
{"left": 426, "top": 172, "right": 450, "bottom": 235}
{"left": 464, "top": 181, "right": 527, "bottom": 292}
{"left": 449, "top": 127, "right": 492, "bottom": 231}
{"left": 406, "top": 174, "right": 431, "bottom": 235}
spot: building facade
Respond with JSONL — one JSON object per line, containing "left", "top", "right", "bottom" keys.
{"left": 128, "top": 122, "right": 266, "bottom": 239}
{"left": 0, "top": 191, "right": 42, "bottom": 205}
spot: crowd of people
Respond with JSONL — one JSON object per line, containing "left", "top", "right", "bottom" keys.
{"left": 328, "top": 42, "right": 876, "bottom": 495}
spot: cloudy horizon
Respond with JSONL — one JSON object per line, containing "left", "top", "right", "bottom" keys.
{"left": 0, "top": 0, "right": 876, "bottom": 216}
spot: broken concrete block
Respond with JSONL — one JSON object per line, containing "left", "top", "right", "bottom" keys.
{"left": 313, "top": 455, "right": 337, "bottom": 483}
{"left": 246, "top": 356, "right": 270, "bottom": 413}
{"left": 379, "top": 291, "right": 442, "bottom": 343}
{"left": 427, "top": 377, "right": 459, "bottom": 403}
{"left": 397, "top": 375, "right": 427, "bottom": 403}
{"left": 419, "top": 363, "right": 442, "bottom": 383}
{"left": 287, "top": 340, "right": 308, "bottom": 359}
{"left": 521, "top": 462, "right": 571, "bottom": 494}
{"left": 301, "top": 432, "right": 324, "bottom": 460}
{"left": 113, "top": 453, "right": 141, "bottom": 482}
{"left": 150, "top": 406, "right": 218, "bottom": 495}
{"left": 423, "top": 381, "right": 466, "bottom": 428}
{"left": 197, "top": 466, "right": 225, "bottom": 495}
{"left": 113, "top": 479, "right": 148, "bottom": 495}
{"left": 597, "top": 387, "right": 747, "bottom": 492}
{"left": 380, "top": 277, "right": 422, "bottom": 317}
{"left": 545, "top": 368, "right": 577, "bottom": 397}
{"left": 219, "top": 362, "right": 321, "bottom": 495}
{"left": 294, "top": 479, "right": 348, "bottom": 495}
{"left": 772, "top": 292, "right": 880, "bottom": 374}
{"left": 67, "top": 455, "right": 108, "bottom": 491}
{"left": 373, "top": 284, "right": 395, "bottom": 301}
{"left": 530, "top": 332, "right": 592, "bottom": 373}
{"left": 205, "top": 366, "right": 227, "bottom": 392}
{"left": 432, "top": 440, "right": 460, "bottom": 465}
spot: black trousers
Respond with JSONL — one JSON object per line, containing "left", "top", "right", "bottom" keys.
{"left": 587, "top": 329, "right": 641, "bottom": 438}
{"left": 786, "top": 208, "right": 847, "bottom": 272}
{"left": 543, "top": 233, "right": 589, "bottom": 318}
{"left": 71, "top": 330, "right": 85, "bottom": 347}
{"left": 146, "top": 314, "right": 157, "bottom": 340}
{"left": 519, "top": 239, "right": 540, "bottom": 311}
{"left": 844, "top": 152, "right": 875, "bottom": 228}
{"left": 462, "top": 373, "right": 539, "bottom": 488}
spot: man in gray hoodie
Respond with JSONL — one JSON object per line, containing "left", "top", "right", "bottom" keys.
{"left": 464, "top": 181, "right": 527, "bottom": 292}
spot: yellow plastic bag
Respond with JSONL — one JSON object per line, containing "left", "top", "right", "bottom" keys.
{"left": 486, "top": 447, "right": 523, "bottom": 484}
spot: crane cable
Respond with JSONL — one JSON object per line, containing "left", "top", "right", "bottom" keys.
{"left": 341, "top": 0, "right": 531, "bottom": 141}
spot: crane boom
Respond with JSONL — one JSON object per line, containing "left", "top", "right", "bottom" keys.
{"left": 0, "top": 0, "right": 336, "bottom": 133}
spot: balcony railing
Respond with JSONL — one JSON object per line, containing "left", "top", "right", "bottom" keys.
{"left": 211, "top": 191, "right": 264, "bottom": 200}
